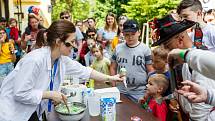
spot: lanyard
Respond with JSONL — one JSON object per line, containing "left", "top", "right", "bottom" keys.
{"left": 48, "top": 59, "right": 58, "bottom": 112}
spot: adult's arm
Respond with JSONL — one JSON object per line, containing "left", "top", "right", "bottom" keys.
{"left": 185, "top": 49, "right": 215, "bottom": 80}
{"left": 13, "top": 58, "right": 43, "bottom": 105}
{"left": 64, "top": 56, "right": 122, "bottom": 82}
{"left": 168, "top": 49, "right": 215, "bottom": 80}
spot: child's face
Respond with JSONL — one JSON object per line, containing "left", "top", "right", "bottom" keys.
{"left": 152, "top": 57, "right": 166, "bottom": 72}
{"left": 123, "top": 31, "right": 140, "bottom": 46}
{"left": 87, "top": 39, "right": 95, "bottom": 49}
{"left": 92, "top": 48, "right": 102, "bottom": 58}
{"left": 10, "top": 20, "right": 17, "bottom": 27}
{"left": 146, "top": 79, "right": 160, "bottom": 95}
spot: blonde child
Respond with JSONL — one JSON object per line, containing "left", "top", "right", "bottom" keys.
{"left": 91, "top": 44, "right": 110, "bottom": 75}
{"left": 142, "top": 74, "right": 169, "bottom": 121}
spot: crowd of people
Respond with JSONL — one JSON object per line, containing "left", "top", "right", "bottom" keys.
{"left": 0, "top": 0, "right": 215, "bottom": 121}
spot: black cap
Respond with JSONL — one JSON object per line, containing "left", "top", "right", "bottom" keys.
{"left": 0, "top": 17, "right": 6, "bottom": 22}
{"left": 123, "top": 19, "right": 139, "bottom": 32}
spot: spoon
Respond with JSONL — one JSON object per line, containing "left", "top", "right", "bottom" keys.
{"left": 61, "top": 94, "right": 70, "bottom": 113}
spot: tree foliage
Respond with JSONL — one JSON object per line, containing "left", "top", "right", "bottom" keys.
{"left": 122, "top": 0, "right": 180, "bottom": 24}
{"left": 52, "top": 0, "right": 90, "bottom": 22}
{"left": 93, "top": 0, "right": 114, "bottom": 28}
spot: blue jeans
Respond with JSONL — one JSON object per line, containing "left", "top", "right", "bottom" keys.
{"left": 0, "top": 62, "right": 14, "bottom": 76}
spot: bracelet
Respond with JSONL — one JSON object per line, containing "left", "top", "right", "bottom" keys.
{"left": 179, "top": 49, "right": 187, "bottom": 61}
{"left": 184, "top": 49, "right": 190, "bottom": 62}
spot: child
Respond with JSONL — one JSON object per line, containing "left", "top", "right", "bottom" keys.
{"left": 151, "top": 46, "right": 171, "bottom": 97}
{"left": 151, "top": 46, "right": 169, "bottom": 76}
{"left": 142, "top": 74, "right": 169, "bottom": 121}
{"left": 91, "top": 44, "right": 110, "bottom": 75}
{"left": 84, "top": 38, "right": 96, "bottom": 66}
{"left": 110, "top": 19, "right": 154, "bottom": 103}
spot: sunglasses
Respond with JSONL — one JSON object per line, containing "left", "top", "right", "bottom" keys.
{"left": 61, "top": 16, "right": 70, "bottom": 19}
{"left": 64, "top": 42, "right": 73, "bottom": 47}
{"left": 88, "top": 34, "right": 95, "bottom": 37}
{"left": 0, "top": 32, "right": 5, "bottom": 35}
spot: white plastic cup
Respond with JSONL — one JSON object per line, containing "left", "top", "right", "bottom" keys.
{"left": 88, "top": 95, "right": 100, "bottom": 116}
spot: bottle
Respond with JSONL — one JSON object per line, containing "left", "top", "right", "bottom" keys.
{"left": 89, "top": 79, "right": 95, "bottom": 89}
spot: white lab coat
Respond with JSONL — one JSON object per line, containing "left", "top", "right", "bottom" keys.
{"left": 0, "top": 47, "right": 92, "bottom": 121}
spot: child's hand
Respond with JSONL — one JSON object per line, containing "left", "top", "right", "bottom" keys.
{"left": 169, "top": 99, "right": 180, "bottom": 113}
{"left": 138, "top": 93, "right": 149, "bottom": 104}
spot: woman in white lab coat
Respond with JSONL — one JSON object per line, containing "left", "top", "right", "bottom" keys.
{"left": 0, "top": 20, "right": 122, "bottom": 121}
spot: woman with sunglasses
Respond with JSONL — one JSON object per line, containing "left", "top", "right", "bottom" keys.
{"left": 0, "top": 28, "right": 16, "bottom": 78}
{"left": 0, "top": 20, "right": 122, "bottom": 121}
{"left": 111, "top": 15, "right": 128, "bottom": 51}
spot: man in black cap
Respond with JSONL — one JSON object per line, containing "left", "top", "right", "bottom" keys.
{"left": 0, "top": 17, "right": 7, "bottom": 29}
{"left": 151, "top": 14, "right": 215, "bottom": 121}
{"left": 110, "top": 19, "right": 154, "bottom": 103}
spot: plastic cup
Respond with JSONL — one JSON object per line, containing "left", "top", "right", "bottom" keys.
{"left": 88, "top": 95, "right": 100, "bottom": 116}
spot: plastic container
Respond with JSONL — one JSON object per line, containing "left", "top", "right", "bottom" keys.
{"left": 100, "top": 97, "right": 116, "bottom": 121}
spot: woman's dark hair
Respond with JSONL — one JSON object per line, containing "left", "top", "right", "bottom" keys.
{"left": 0, "top": 28, "right": 9, "bottom": 42}
{"left": 25, "top": 14, "right": 44, "bottom": 35}
{"left": 46, "top": 20, "right": 76, "bottom": 48}
{"left": 35, "top": 29, "right": 47, "bottom": 48}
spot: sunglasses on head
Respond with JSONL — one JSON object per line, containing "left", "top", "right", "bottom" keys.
{"left": 61, "top": 16, "right": 70, "bottom": 19}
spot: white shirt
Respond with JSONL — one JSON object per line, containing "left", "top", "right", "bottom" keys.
{"left": 0, "top": 47, "right": 92, "bottom": 121}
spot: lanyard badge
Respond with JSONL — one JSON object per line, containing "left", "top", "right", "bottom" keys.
{"left": 48, "top": 59, "right": 59, "bottom": 112}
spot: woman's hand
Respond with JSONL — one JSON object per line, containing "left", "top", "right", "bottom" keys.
{"left": 43, "top": 91, "right": 67, "bottom": 104}
{"left": 51, "top": 91, "right": 67, "bottom": 104}
{"left": 176, "top": 80, "right": 207, "bottom": 103}
{"left": 24, "top": 34, "right": 32, "bottom": 42}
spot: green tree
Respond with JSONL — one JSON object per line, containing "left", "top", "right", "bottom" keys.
{"left": 52, "top": 0, "right": 90, "bottom": 22}
{"left": 122, "top": 0, "right": 180, "bottom": 24}
{"left": 93, "top": 0, "right": 115, "bottom": 28}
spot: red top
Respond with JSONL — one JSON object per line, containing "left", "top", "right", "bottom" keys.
{"left": 148, "top": 98, "right": 168, "bottom": 121}
{"left": 10, "top": 27, "right": 19, "bottom": 41}
{"left": 79, "top": 41, "right": 89, "bottom": 60}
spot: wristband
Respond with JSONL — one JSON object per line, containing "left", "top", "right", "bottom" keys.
{"left": 184, "top": 49, "right": 190, "bottom": 62}
{"left": 179, "top": 49, "right": 187, "bottom": 61}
